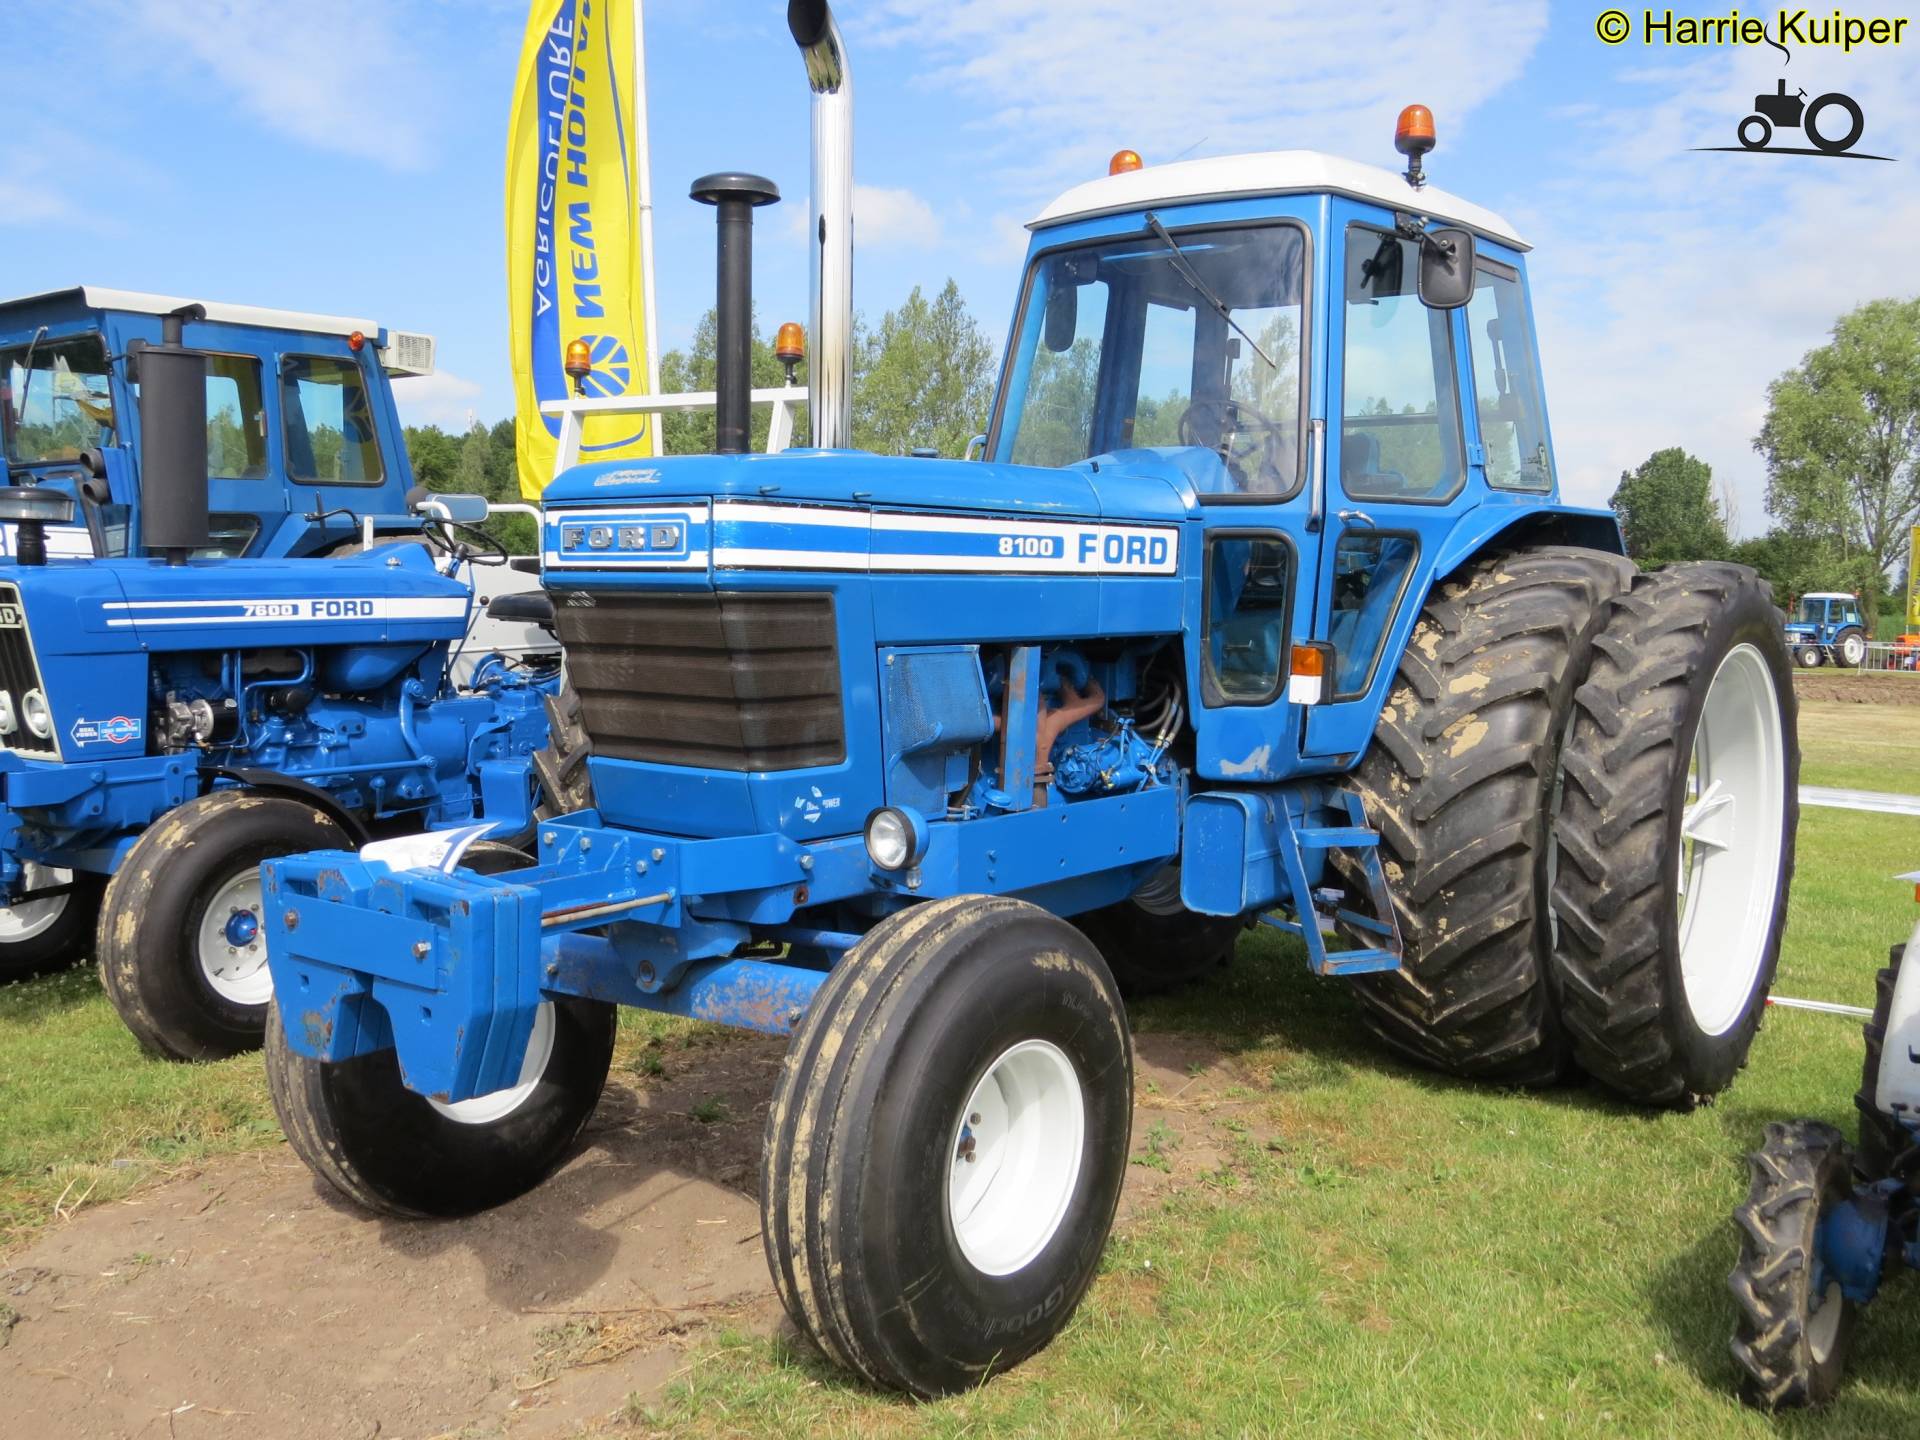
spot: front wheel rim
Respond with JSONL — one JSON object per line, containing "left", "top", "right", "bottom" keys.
{"left": 1677, "top": 643, "right": 1786, "bottom": 1036}
{"left": 426, "top": 1001, "right": 555, "bottom": 1125}
{"left": 946, "top": 1038, "right": 1086, "bottom": 1277}
{"left": 197, "top": 870, "right": 273, "bottom": 1006}
{"left": 0, "top": 862, "right": 73, "bottom": 944}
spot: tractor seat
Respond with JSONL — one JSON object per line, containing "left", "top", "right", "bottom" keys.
{"left": 485, "top": 591, "right": 556, "bottom": 629}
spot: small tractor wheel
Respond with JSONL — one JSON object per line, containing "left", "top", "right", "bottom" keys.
{"left": 1344, "top": 545, "right": 1633, "bottom": 1083}
{"left": 266, "top": 993, "right": 616, "bottom": 1217}
{"left": 1729, "top": 1119, "right": 1858, "bottom": 1409}
{"left": 98, "top": 791, "right": 348, "bottom": 1060}
{"left": 1831, "top": 627, "right": 1867, "bottom": 669}
{"left": 761, "top": 895, "right": 1132, "bottom": 1397}
{"left": 1794, "top": 643, "right": 1825, "bottom": 669}
{"left": 1855, "top": 944, "right": 1918, "bottom": 1181}
{"left": 533, "top": 677, "right": 595, "bottom": 819}
{"left": 1074, "top": 866, "right": 1242, "bottom": 996}
{"left": 0, "top": 864, "right": 104, "bottom": 983}
{"left": 1551, "top": 564, "right": 1797, "bottom": 1105}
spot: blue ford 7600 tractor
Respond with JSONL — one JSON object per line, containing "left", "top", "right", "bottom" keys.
{"left": 261, "top": 2, "right": 1798, "bottom": 1397}
{"left": 0, "top": 294, "right": 559, "bottom": 1061}
{"left": 1783, "top": 590, "right": 1869, "bottom": 668}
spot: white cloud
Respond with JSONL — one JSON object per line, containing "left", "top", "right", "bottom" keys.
{"left": 788, "top": 184, "right": 944, "bottom": 250}
{"left": 869, "top": 0, "right": 1549, "bottom": 197}
{"left": 120, "top": 0, "right": 441, "bottom": 170}
{"left": 1526, "top": 26, "right": 1920, "bottom": 536}
{"left": 391, "top": 369, "right": 485, "bottom": 431}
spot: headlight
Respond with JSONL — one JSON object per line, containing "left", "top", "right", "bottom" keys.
{"left": 864, "top": 806, "right": 928, "bottom": 872}
{"left": 21, "top": 689, "right": 51, "bottom": 739}
{"left": 0, "top": 692, "right": 15, "bottom": 735}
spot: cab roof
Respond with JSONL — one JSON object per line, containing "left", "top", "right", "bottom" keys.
{"left": 1029, "top": 150, "right": 1527, "bottom": 250}
{"left": 1, "top": 285, "right": 384, "bottom": 341}
{"left": 1803, "top": 591, "right": 1857, "bottom": 600}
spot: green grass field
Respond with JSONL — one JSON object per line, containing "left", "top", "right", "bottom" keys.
{"left": 4, "top": 697, "right": 1920, "bottom": 1436}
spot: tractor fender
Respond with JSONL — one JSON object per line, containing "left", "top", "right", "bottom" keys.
{"left": 1427, "top": 503, "right": 1625, "bottom": 588}
{"left": 208, "top": 767, "right": 371, "bottom": 846}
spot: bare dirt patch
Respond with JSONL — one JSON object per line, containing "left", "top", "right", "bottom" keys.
{"left": 1794, "top": 670, "right": 1920, "bottom": 706}
{"left": 0, "top": 1030, "right": 1252, "bottom": 1439}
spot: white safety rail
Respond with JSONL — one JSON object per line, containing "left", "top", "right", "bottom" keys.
{"left": 1857, "top": 642, "right": 1920, "bottom": 674}
{"left": 539, "top": 388, "right": 809, "bottom": 475}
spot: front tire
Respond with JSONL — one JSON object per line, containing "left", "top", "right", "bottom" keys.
{"left": 266, "top": 993, "right": 616, "bottom": 1217}
{"left": 98, "top": 791, "right": 349, "bottom": 1060}
{"left": 1729, "top": 1119, "right": 1858, "bottom": 1409}
{"left": 1344, "top": 546, "right": 1633, "bottom": 1082}
{"left": 1793, "top": 643, "right": 1824, "bottom": 669}
{"left": 1551, "top": 564, "right": 1797, "bottom": 1105}
{"left": 761, "top": 896, "right": 1132, "bottom": 1397}
{"left": 0, "top": 864, "right": 104, "bottom": 983}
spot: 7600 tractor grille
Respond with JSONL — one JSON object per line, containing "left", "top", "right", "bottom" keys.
{"left": 0, "top": 583, "right": 55, "bottom": 756}
{"left": 552, "top": 591, "right": 844, "bottom": 771}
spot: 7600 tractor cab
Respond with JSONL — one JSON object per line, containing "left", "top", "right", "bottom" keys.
{"left": 261, "top": 1, "right": 1798, "bottom": 1398}
{"left": 1784, "top": 591, "right": 1869, "bottom": 669}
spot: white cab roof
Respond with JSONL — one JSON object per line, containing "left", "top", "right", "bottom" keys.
{"left": 1030, "top": 150, "right": 1527, "bottom": 250}
{"left": 1804, "top": 592, "right": 1857, "bottom": 600}
{"left": 2, "top": 285, "right": 384, "bottom": 340}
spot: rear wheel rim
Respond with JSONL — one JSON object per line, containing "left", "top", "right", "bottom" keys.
{"left": 0, "top": 862, "right": 72, "bottom": 944}
{"left": 1807, "top": 1279, "right": 1845, "bottom": 1363}
{"left": 1842, "top": 633, "right": 1866, "bottom": 665}
{"left": 946, "top": 1038, "right": 1085, "bottom": 1277}
{"left": 426, "top": 1001, "right": 555, "bottom": 1125}
{"left": 1677, "top": 643, "right": 1786, "bottom": 1036}
{"left": 197, "top": 870, "right": 272, "bottom": 1006}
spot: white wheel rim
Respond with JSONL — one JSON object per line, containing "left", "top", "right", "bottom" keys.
{"left": 1677, "top": 643, "right": 1786, "bottom": 1036}
{"left": 426, "top": 1002, "right": 555, "bottom": 1125}
{"left": 945, "top": 1038, "right": 1085, "bottom": 1277}
{"left": 197, "top": 869, "right": 273, "bottom": 1006}
{"left": 0, "top": 862, "right": 73, "bottom": 944}
{"left": 1842, "top": 634, "right": 1865, "bottom": 664}
{"left": 1808, "top": 1279, "right": 1845, "bottom": 1363}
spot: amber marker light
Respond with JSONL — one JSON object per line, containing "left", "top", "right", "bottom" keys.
{"left": 1395, "top": 104, "right": 1436, "bottom": 188}
{"left": 564, "top": 337, "right": 593, "bottom": 394}
{"left": 1288, "top": 644, "right": 1330, "bottom": 706}
{"left": 1109, "top": 148, "right": 1144, "bottom": 175}
{"left": 775, "top": 321, "right": 807, "bottom": 386}
{"left": 347, "top": 330, "right": 366, "bottom": 352}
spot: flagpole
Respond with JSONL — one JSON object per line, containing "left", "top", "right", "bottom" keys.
{"left": 632, "top": 0, "right": 663, "bottom": 457}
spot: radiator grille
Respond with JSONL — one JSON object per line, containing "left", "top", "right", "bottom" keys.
{"left": 552, "top": 591, "right": 844, "bottom": 771}
{"left": 0, "top": 583, "right": 55, "bottom": 756}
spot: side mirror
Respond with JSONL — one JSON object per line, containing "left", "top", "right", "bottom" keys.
{"left": 1418, "top": 227, "right": 1476, "bottom": 310}
{"left": 1042, "top": 282, "right": 1078, "bottom": 353}
{"left": 409, "top": 488, "right": 489, "bottom": 524}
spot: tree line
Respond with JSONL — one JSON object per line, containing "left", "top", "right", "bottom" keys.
{"left": 1611, "top": 297, "right": 1920, "bottom": 623}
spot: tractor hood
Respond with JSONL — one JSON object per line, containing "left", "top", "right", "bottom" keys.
{"left": 542, "top": 447, "right": 1202, "bottom": 525}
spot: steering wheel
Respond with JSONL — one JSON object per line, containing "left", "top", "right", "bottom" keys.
{"left": 423, "top": 517, "right": 509, "bottom": 566}
{"left": 1177, "top": 397, "right": 1290, "bottom": 489}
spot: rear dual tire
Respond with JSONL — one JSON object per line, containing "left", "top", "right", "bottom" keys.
{"left": 762, "top": 896, "right": 1132, "bottom": 1397}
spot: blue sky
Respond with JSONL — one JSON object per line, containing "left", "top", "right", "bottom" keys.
{"left": 3, "top": 1, "right": 1913, "bottom": 531}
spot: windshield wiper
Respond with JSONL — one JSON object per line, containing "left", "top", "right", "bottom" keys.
{"left": 1144, "top": 214, "right": 1274, "bottom": 370}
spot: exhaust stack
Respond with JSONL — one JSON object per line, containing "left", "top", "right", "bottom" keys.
{"left": 691, "top": 173, "right": 780, "bottom": 456}
{"left": 788, "top": 0, "right": 853, "bottom": 450}
{"left": 139, "top": 305, "right": 211, "bottom": 565}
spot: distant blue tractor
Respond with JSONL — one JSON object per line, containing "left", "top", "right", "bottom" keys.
{"left": 1783, "top": 591, "right": 1870, "bottom": 668}
{"left": 0, "top": 294, "right": 560, "bottom": 1061}
{"left": 260, "top": 2, "right": 1799, "bottom": 1397}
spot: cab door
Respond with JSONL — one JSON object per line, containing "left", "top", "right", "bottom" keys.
{"left": 1302, "top": 198, "right": 1479, "bottom": 760}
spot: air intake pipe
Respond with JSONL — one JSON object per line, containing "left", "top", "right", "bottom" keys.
{"left": 788, "top": 0, "right": 853, "bottom": 450}
{"left": 138, "top": 305, "right": 211, "bottom": 564}
{"left": 691, "top": 173, "right": 780, "bottom": 455}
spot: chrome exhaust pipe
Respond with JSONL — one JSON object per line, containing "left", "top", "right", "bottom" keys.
{"left": 788, "top": 0, "right": 852, "bottom": 450}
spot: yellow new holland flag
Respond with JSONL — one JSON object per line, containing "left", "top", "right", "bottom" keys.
{"left": 506, "top": 0, "right": 657, "bottom": 499}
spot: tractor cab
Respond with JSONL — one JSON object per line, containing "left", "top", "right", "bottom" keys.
{"left": 989, "top": 140, "right": 1617, "bottom": 778}
{"left": 1789, "top": 592, "right": 1863, "bottom": 631}
{"left": 0, "top": 286, "right": 433, "bottom": 561}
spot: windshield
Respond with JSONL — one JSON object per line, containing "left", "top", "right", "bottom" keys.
{"left": 2, "top": 332, "right": 116, "bottom": 463}
{"left": 1796, "top": 597, "right": 1825, "bottom": 625}
{"left": 993, "top": 223, "right": 1306, "bottom": 496}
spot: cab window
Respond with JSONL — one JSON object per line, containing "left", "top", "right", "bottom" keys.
{"left": 1467, "top": 262, "right": 1552, "bottom": 491}
{"left": 1202, "top": 533, "right": 1292, "bottom": 705}
{"left": 206, "top": 354, "right": 268, "bottom": 479}
{"left": 282, "top": 354, "right": 383, "bottom": 484}
{"left": 2, "top": 332, "right": 115, "bottom": 462}
{"left": 1341, "top": 225, "right": 1465, "bottom": 503}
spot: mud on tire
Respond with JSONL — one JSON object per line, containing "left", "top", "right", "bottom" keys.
{"left": 1729, "top": 1119, "right": 1857, "bottom": 1409}
{"left": 1550, "top": 563, "right": 1796, "bottom": 1106}
{"left": 1344, "top": 545, "right": 1633, "bottom": 1082}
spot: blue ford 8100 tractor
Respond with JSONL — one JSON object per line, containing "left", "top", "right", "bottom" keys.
{"left": 1784, "top": 591, "right": 1869, "bottom": 668}
{"left": 0, "top": 295, "right": 561, "bottom": 1062}
{"left": 261, "top": 2, "right": 1799, "bottom": 1397}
